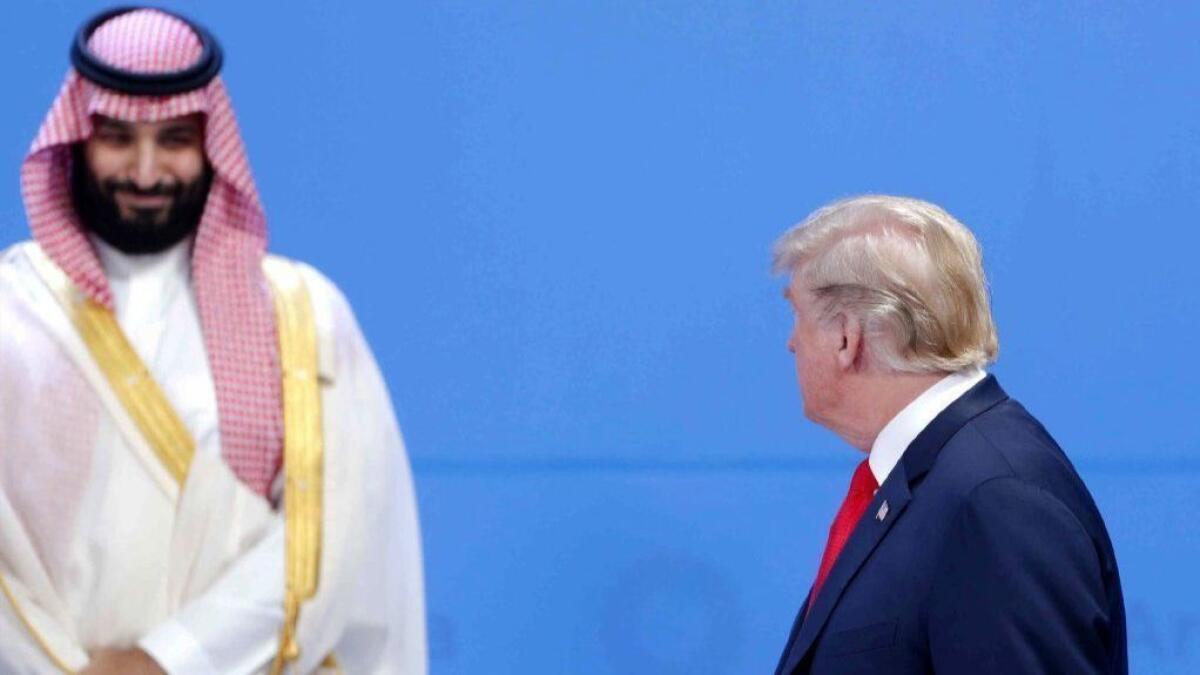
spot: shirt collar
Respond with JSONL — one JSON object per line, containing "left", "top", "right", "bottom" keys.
{"left": 91, "top": 234, "right": 193, "bottom": 284}
{"left": 868, "top": 367, "right": 988, "bottom": 486}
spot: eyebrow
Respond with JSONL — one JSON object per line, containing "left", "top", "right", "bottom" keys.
{"left": 94, "top": 117, "right": 131, "bottom": 131}
{"left": 160, "top": 122, "right": 201, "bottom": 135}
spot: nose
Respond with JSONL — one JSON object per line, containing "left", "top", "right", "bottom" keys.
{"left": 786, "top": 333, "right": 796, "bottom": 354}
{"left": 131, "top": 138, "right": 161, "bottom": 189}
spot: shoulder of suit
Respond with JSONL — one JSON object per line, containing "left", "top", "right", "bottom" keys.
{"left": 930, "top": 406, "right": 1025, "bottom": 486}
{"left": 933, "top": 401, "right": 1096, "bottom": 517}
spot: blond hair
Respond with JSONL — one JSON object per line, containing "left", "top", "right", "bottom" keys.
{"left": 773, "top": 195, "right": 998, "bottom": 373}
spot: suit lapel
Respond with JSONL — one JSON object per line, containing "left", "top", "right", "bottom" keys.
{"left": 778, "top": 469, "right": 912, "bottom": 675}
{"left": 776, "top": 375, "right": 1010, "bottom": 674}
{"left": 774, "top": 590, "right": 812, "bottom": 675}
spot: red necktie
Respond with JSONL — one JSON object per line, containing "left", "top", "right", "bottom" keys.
{"left": 808, "top": 459, "right": 879, "bottom": 611}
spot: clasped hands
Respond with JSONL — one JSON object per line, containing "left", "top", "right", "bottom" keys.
{"left": 80, "top": 647, "right": 166, "bottom": 675}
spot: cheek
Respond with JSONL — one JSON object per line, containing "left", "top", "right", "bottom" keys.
{"left": 792, "top": 340, "right": 817, "bottom": 391}
{"left": 168, "top": 148, "right": 207, "bottom": 183}
{"left": 83, "top": 144, "right": 126, "bottom": 182}
{"left": 793, "top": 337, "right": 834, "bottom": 406}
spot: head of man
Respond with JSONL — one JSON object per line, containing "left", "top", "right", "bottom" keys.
{"left": 773, "top": 195, "right": 999, "bottom": 449}
{"left": 71, "top": 113, "right": 212, "bottom": 254}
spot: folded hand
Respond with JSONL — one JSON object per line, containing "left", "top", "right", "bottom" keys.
{"left": 80, "top": 647, "right": 166, "bottom": 675}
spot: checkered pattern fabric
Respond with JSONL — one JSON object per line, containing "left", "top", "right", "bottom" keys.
{"left": 20, "top": 9, "right": 282, "bottom": 496}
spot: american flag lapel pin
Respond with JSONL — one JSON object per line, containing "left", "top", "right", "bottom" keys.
{"left": 876, "top": 500, "right": 889, "bottom": 522}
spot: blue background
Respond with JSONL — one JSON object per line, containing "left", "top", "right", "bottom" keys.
{"left": 3, "top": 2, "right": 1198, "bottom": 672}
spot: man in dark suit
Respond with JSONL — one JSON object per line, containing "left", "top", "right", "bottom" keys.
{"left": 771, "top": 195, "right": 1126, "bottom": 674}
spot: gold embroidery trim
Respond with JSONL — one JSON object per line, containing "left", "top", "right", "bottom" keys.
{"left": 320, "top": 653, "right": 343, "bottom": 673}
{"left": 28, "top": 247, "right": 195, "bottom": 487}
{"left": 0, "top": 572, "right": 75, "bottom": 674}
{"left": 263, "top": 258, "right": 325, "bottom": 674}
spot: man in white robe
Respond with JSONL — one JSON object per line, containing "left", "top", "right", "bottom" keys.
{"left": 0, "top": 7, "right": 427, "bottom": 674}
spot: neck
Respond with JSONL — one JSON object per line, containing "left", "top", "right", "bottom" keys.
{"left": 91, "top": 233, "right": 193, "bottom": 282}
{"left": 834, "top": 371, "right": 947, "bottom": 451}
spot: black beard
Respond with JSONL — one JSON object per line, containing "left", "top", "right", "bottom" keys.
{"left": 70, "top": 144, "right": 213, "bottom": 255}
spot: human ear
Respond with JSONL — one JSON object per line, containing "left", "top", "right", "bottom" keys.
{"left": 835, "top": 312, "right": 863, "bottom": 371}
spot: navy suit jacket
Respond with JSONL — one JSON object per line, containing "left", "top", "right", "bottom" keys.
{"left": 775, "top": 376, "right": 1126, "bottom": 674}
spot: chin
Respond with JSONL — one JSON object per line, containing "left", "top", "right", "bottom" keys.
{"left": 801, "top": 391, "right": 840, "bottom": 431}
{"left": 124, "top": 210, "right": 171, "bottom": 226}
{"left": 801, "top": 400, "right": 823, "bottom": 426}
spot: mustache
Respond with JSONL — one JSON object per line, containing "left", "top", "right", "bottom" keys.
{"left": 102, "top": 180, "right": 185, "bottom": 198}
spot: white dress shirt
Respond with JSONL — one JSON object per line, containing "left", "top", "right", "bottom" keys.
{"left": 867, "top": 368, "right": 988, "bottom": 486}
{"left": 92, "top": 237, "right": 285, "bottom": 674}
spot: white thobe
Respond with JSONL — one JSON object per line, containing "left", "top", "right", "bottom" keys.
{"left": 90, "top": 237, "right": 284, "bottom": 673}
{"left": 0, "top": 239, "right": 427, "bottom": 674}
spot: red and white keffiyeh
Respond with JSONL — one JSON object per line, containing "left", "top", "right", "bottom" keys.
{"left": 20, "top": 8, "right": 282, "bottom": 497}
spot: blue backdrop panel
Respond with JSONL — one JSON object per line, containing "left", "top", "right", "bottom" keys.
{"left": 1094, "top": 473, "right": 1200, "bottom": 672}
{"left": 1, "top": 1, "right": 1197, "bottom": 673}
{"left": 418, "top": 468, "right": 1200, "bottom": 674}
{"left": 417, "top": 469, "right": 844, "bottom": 674}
